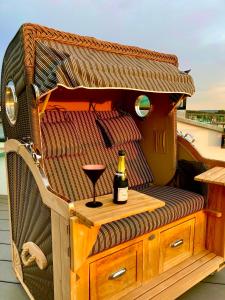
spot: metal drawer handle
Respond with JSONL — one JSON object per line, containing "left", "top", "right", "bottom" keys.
{"left": 170, "top": 239, "right": 184, "bottom": 248}
{"left": 108, "top": 267, "right": 127, "bottom": 280}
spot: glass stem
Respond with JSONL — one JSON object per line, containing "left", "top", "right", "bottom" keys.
{"left": 93, "top": 183, "right": 96, "bottom": 203}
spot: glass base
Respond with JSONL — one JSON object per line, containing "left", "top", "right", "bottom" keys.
{"left": 85, "top": 201, "right": 103, "bottom": 208}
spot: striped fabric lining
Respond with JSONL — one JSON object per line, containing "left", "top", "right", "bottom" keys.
{"left": 41, "top": 110, "right": 154, "bottom": 200}
{"left": 97, "top": 114, "right": 142, "bottom": 146}
{"left": 35, "top": 40, "right": 195, "bottom": 97}
{"left": 41, "top": 110, "right": 204, "bottom": 255}
{"left": 91, "top": 185, "right": 205, "bottom": 254}
{"left": 41, "top": 121, "right": 82, "bottom": 157}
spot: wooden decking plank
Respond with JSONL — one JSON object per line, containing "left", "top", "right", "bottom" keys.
{"left": 151, "top": 255, "right": 223, "bottom": 300}
{"left": 0, "top": 261, "right": 19, "bottom": 283}
{"left": 138, "top": 252, "right": 217, "bottom": 299}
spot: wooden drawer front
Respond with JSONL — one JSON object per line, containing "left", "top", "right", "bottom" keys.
{"left": 90, "top": 243, "right": 142, "bottom": 300}
{"left": 159, "top": 218, "right": 195, "bottom": 272}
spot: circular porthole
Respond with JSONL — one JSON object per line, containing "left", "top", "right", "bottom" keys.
{"left": 5, "top": 80, "right": 18, "bottom": 126}
{"left": 135, "top": 95, "right": 152, "bottom": 118}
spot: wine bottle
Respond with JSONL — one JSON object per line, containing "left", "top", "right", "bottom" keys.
{"left": 113, "top": 150, "right": 128, "bottom": 204}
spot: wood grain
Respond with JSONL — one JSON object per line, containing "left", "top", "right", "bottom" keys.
{"left": 70, "top": 217, "right": 100, "bottom": 272}
{"left": 195, "top": 166, "right": 225, "bottom": 186}
{"left": 206, "top": 184, "right": 225, "bottom": 258}
{"left": 159, "top": 218, "right": 195, "bottom": 272}
{"left": 90, "top": 242, "right": 142, "bottom": 300}
{"left": 121, "top": 250, "right": 223, "bottom": 300}
{"left": 72, "top": 190, "right": 165, "bottom": 227}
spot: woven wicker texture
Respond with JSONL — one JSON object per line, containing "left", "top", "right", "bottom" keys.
{"left": 7, "top": 152, "right": 53, "bottom": 300}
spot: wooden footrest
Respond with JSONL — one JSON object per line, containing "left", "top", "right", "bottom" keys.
{"left": 121, "top": 250, "right": 223, "bottom": 300}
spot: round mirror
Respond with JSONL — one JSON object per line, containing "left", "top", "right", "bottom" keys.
{"left": 5, "top": 80, "right": 18, "bottom": 126}
{"left": 135, "top": 95, "right": 152, "bottom": 118}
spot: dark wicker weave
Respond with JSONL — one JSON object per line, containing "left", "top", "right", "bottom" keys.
{"left": 7, "top": 152, "right": 53, "bottom": 300}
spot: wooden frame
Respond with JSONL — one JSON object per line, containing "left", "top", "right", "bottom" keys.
{"left": 5, "top": 139, "right": 225, "bottom": 300}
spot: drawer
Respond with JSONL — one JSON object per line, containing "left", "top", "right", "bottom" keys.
{"left": 90, "top": 243, "right": 142, "bottom": 300}
{"left": 159, "top": 218, "right": 195, "bottom": 272}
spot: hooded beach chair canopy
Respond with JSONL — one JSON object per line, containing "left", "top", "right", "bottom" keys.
{"left": 2, "top": 23, "right": 195, "bottom": 99}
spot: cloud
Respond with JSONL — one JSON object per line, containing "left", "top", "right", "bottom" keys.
{"left": 0, "top": 0, "right": 225, "bottom": 110}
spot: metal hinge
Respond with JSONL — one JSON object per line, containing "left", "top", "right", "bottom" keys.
{"left": 21, "top": 137, "right": 42, "bottom": 166}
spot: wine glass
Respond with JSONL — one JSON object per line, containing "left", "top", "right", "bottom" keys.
{"left": 82, "top": 164, "right": 106, "bottom": 207}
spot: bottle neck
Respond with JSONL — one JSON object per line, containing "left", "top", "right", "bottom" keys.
{"left": 117, "top": 155, "right": 126, "bottom": 173}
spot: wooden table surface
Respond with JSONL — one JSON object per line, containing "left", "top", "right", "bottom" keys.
{"left": 195, "top": 166, "right": 225, "bottom": 186}
{"left": 72, "top": 190, "right": 165, "bottom": 227}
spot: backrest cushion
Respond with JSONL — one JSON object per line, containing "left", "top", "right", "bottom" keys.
{"left": 41, "top": 110, "right": 154, "bottom": 201}
{"left": 41, "top": 121, "right": 82, "bottom": 157}
{"left": 97, "top": 114, "right": 142, "bottom": 146}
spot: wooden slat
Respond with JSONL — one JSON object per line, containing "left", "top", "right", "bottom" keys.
{"left": 138, "top": 252, "right": 217, "bottom": 299}
{"left": 72, "top": 190, "right": 165, "bottom": 227}
{"left": 151, "top": 255, "right": 223, "bottom": 300}
{"left": 121, "top": 250, "right": 220, "bottom": 300}
{"left": 195, "top": 167, "right": 225, "bottom": 186}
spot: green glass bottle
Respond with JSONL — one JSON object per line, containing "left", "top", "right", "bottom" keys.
{"left": 113, "top": 150, "right": 128, "bottom": 204}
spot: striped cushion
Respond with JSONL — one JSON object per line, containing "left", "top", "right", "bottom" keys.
{"left": 91, "top": 185, "right": 205, "bottom": 254}
{"left": 97, "top": 114, "right": 142, "bottom": 146}
{"left": 41, "top": 121, "right": 81, "bottom": 157}
{"left": 42, "top": 110, "right": 154, "bottom": 200}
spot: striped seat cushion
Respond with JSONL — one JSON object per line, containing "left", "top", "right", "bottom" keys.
{"left": 91, "top": 185, "right": 205, "bottom": 255}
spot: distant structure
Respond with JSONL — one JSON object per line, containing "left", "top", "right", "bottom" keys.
{"left": 186, "top": 110, "right": 225, "bottom": 128}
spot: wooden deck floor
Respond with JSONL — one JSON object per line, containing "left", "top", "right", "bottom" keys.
{"left": 1, "top": 195, "right": 225, "bottom": 300}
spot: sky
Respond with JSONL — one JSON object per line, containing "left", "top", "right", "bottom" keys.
{"left": 0, "top": 0, "right": 225, "bottom": 110}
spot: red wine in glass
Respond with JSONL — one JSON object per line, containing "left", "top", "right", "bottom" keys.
{"left": 82, "top": 164, "right": 106, "bottom": 208}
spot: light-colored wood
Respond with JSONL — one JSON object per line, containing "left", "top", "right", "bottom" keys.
{"left": 70, "top": 216, "right": 100, "bottom": 272}
{"left": 60, "top": 216, "right": 71, "bottom": 300}
{"left": 204, "top": 208, "right": 222, "bottom": 218}
{"left": 122, "top": 250, "right": 210, "bottom": 300}
{"left": 147, "top": 254, "right": 223, "bottom": 300}
{"left": 90, "top": 242, "right": 143, "bottom": 300}
{"left": 71, "top": 190, "right": 165, "bottom": 227}
{"left": 121, "top": 250, "right": 223, "bottom": 300}
{"left": 51, "top": 211, "right": 63, "bottom": 300}
{"left": 206, "top": 184, "right": 225, "bottom": 258}
{"left": 159, "top": 218, "right": 195, "bottom": 272}
{"left": 21, "top": 241, "right": 48, "bottom": 270}
{"left": 51, "top": 211, "right": 71, "bottom": 300}
{"left": 39, "top": 92, "right": 51, "bottom": 116}
{"left": 195, "top": 166, "right": 225, "bottom": 186}
{"left": 143, "top": 231, "right": 160, "bottom": 281}
{"left": 73, "top": 211, "right": 206, "bottom": 299}
{"left": 5, "top": 139, "right": 70, "bottom": 219}
{"left": 75, "top": 262, "right": 89, "bottom": 300}
{"left": 12, "top": 241, "right": 23, "bottom": 280}
{"left": 193, "top": 210, "right": 206, "bottom": 254}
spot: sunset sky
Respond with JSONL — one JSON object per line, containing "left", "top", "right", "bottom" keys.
{"left": 0, "top": 0, "right": 225, "bottom": 110}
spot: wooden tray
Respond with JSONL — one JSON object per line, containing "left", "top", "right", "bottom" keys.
{"left": 72, "top": 190, "right": 165, "bottom": 227}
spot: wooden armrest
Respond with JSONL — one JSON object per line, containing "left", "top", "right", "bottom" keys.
{"left": 195, "top": 167, "right": 225, "bottom": 186}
